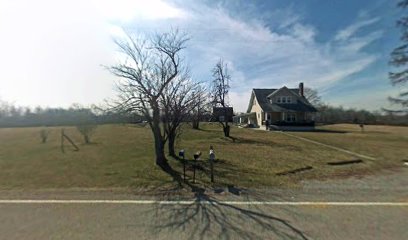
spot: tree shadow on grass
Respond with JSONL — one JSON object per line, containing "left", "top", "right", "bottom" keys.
{"left": 170, "top": 157, "right": 259, "bottom": 188}
{"left": 145, "top": 160, "right": 310, "bottom": 240}
{"left": 193, "top": 127, "right": 221, "bottom": 133}
{"left": 312, "top": 129, "right": 347, "bottom": 134}
{"left": 220, "top": 136, "right": 303, "bottom": 152}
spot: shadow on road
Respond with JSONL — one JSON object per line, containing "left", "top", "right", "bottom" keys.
{"left": 145, "top": 163, "right": 310, "bottom": 240}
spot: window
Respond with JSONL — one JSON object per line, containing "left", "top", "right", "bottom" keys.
{"left": 277, "top": 96, "right": 292, "bottom": 104}
{"left": 286, "top": 113, "right": 296, "bottom": 122}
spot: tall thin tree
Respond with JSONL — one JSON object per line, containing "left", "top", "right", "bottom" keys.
{"left": 389, "top": 0, "right": 408, "bottom": 112}
{"left": 191, "top": 85, "right": 209, "bottom": 130}
{"left": 210, "top": 59, "right": 231, "bottom": 137}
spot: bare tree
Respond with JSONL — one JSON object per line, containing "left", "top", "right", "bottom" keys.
{"left": 40, "top": 128, "right": 50, "bottom": 143}
{"left": 303, "top": 87, "right": 322, "bottom": 107}
{"left": 210, "top": 59, "right": 231, "bottom": 137}
{"left": 388, "top": 0, "right": 408, "bottom": 112}
{"left": 191, "top": 85, "right": 209, "bottom": 130}
{"left": 76, "top": 124, "right": 97, "bottom": 144}
{"left": 108, "top": 29, "right": 189, "bottom": 170}
{"left": 161, "top": 77, "right": 202, "bottom": 157}
{"left": 69, "top": 104, "right": 98, "bottom": 144}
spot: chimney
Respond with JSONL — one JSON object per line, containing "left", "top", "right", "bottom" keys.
{"left": 299, "top": 82, "right": 304, "bottom": 97}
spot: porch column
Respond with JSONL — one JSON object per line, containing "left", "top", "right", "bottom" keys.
{"left": 281, "top": 112, "right": 285, "bottom": 121}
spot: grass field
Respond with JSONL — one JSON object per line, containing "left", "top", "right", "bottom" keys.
{"left": 288, "top": 124, "right": 408, "bottom": 169}
{"left": 0, "top": 123, "right": 406, "bottom": 190}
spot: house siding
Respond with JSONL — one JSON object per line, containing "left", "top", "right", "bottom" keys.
{"left": 242, "top": 87, "right": 316, "bottom": 129}
{"left": 249, "top": 95, "right": 263, "bottom": 126}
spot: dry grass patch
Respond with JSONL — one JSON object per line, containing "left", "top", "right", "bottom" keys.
{"left": 174, "top": 124, "right": 362, "bottom": 188}
{"left": 0, "top": 123, "right": 400, "bottom": 190}
{"left": 287, "top": 124, "right": 408, "bottom": 171}
{"left": 0, "top": 125, "right": 172, "bottom": 189}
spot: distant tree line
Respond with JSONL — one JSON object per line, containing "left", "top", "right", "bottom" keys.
{"left": 303, "top": 88, "right": 408, "bottom": 125}
{"left": 0, "top": 101, "right": 144, "bottom": 128}
{"left": 315, "top": 105, "right": 407, "bottom": 126}
{"left": 1, "top": 100, "right": 406, "bottom": 129}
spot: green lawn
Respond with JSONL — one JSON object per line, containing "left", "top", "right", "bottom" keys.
{"left": 0, "top": 123, "right": 406, "bottom": 190}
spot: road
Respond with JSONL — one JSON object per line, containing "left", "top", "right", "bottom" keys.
{"left": 0, "top": 168, "right": 407, "bottom": 240}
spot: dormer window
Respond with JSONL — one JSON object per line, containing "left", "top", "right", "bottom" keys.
{"left": 276, "top": 96, "right": 292, "bottom": 104}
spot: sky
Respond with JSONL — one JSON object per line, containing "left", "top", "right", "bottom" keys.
{"left": 0, "top": 0, "right": 405, "bottom": 112}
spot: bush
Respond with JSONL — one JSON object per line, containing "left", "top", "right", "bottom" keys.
{"left": 40, "top": 128, "right": 50, "bottom": 143}
{"left": 76, "top": 124, "right": 97, "bottom": 144}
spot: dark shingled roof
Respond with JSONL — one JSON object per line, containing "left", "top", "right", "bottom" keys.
{"left": 249, "top": 88, "right": 317, "bottom": 113}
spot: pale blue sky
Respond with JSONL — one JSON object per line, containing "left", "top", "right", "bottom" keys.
{"left": 0, "top": 0, "right": 404, "bottom": 112}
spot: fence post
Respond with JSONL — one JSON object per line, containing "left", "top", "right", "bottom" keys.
{"left": 61, "top": 129, "right": 65, "bottom": 153}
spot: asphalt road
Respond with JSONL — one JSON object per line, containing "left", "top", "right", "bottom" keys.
{"left": 0, "top": 168, "right": 407, "bottom": 240}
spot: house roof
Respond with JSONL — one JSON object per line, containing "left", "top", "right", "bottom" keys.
{"left": 246, "top": 88, "right": 317, "bottom": 113}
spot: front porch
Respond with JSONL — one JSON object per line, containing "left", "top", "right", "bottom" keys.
{"left": 233, "top": 112, "right": 258, "bottom": 127}
{"left": 265, "top": 112, "right": 315, "bottom": 131}
{"left": 234, "top": 111, "right": 315, "bottom": 130}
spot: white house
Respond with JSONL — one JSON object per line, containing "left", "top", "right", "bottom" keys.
{"left": 234, "top": 82, "right": 317, "bottom": 130}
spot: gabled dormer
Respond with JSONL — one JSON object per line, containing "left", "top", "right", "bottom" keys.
{"left": 266, "top": 86, "right": 300, "bottom": 104}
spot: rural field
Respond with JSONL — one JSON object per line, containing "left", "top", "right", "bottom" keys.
{"left": 0, "top": 123, "right": 407, "bottom": 190}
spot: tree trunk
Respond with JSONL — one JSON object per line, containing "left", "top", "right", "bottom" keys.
{"left": 152, "top": 125, "right": 167, "bottom": 166}
{"left": 84, "top": 135, "right": 90, "bottom": 144}
{"left": 168, "top": 131, "right": 176, "bottom": 157}
{"left": 223, "top": 123, "right": 230, "bottom": 137}
{"left": 155, "top": 139, "right": 166, "bottom": 166}
{"left": 151, "top": 103, "right": 167, "bottom": 167}
{"left": 192, "top": 120, "right": 200, "bottom": 129}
